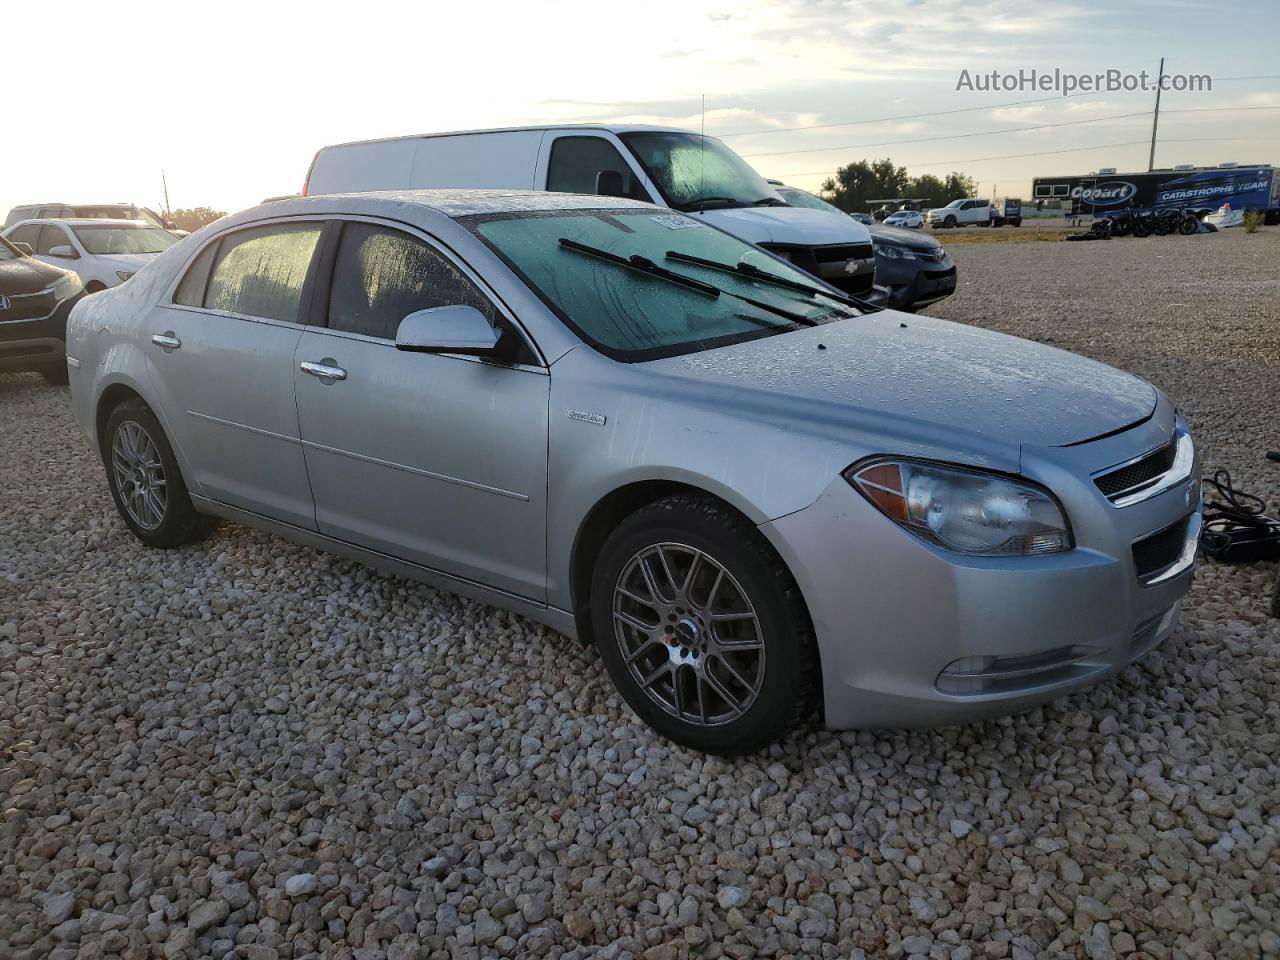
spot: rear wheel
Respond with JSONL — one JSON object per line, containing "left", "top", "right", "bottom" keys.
{"left": 103, "top": 399, "right": 209, "bottom": 548}
{"left": 591, "top": 495, "right": 817, "bottom": 755}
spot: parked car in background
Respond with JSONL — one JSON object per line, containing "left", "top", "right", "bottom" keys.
{"left": 849, "top": 211, "right": 874, "bottom": 225}
{"left": 3, "top": 219, "right": 180, "bottom": 292}
{"left": 304, "top": 124, "right": 877, "bottom": 299}
{"left": 926, "top": 197, "right": 992, "bottom": 228}
{"left": 884, "top": 209, "right": 924, "bottom": 229}
{"left": 68, "top": 189, "right": 1199, "bottom": 754}
{"left": 770, "top": 183, "right": 955, "bottom": 312}
{"left": 5, "top": 202, "right": 177, "bottom": 231}
{"left": 0, "top": 234, "right": 83, "bottom": 383}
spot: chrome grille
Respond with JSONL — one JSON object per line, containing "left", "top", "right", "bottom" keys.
{"left": 1095, "top": 441, "right": 1177, "bottom": 502}
{"left": 0, "top": 289, "right": 57, "bottom": 323}
{"left": 1132, "top": 515, "right": 1191, "bottom": 581}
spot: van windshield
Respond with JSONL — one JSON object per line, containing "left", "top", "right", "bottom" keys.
{"left": 468, "top": 209, "right": 855, "bottom": 361}
{"left": 618, "top": 132, "right": 784, "bottom": 212}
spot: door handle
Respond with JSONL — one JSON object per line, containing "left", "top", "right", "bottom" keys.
{"left": 151, "top": 332, "right": 181, "bottom": 351}
{"left": 300, "top": 359, "right": 347, "bottom": 382}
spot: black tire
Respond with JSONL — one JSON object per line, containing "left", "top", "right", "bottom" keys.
{"left": 590, "top": 494, "right": 817, "bottom": 755}
{"left": 1178, "top": 216, "right": 1198, "bottom": 235}
{"left": 1132, "top": 218, "right": 1153, "bottom": 238}
{"left": 943, "top": 215, "right": 957, "bottom": 228}
{"left": 40, "top": 365, "right": 69, "bottom": 385}
{"left": 102, "top": 399, "right": 209, "bottom": 548}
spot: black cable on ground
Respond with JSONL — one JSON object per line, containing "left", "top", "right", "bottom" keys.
{"left": 1199, "top": 468, "right": 1280, "bottom": 564}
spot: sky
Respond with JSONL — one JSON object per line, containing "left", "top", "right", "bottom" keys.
{"left": 2, "top": 0, "right": 1277, "bottom": 217}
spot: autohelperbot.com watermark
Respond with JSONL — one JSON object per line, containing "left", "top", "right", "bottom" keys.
{"left": 956, "top": 68, "right": 1211, "bottom": 96}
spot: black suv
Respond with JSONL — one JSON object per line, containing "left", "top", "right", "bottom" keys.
{"left": 0, "top": 235, "right": 84, "bottom": 383}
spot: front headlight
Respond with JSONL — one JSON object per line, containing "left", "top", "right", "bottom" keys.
{"left": 876, "top": 243, "right": 917, "bottom": 260}
{"left": 50, "top": 272, "right": 82, "bottom": 301}
{"left": 847, "top": 459, "right": 1072, "bottom": 556}
{"left": 116, "top": 271, "right": 135, "bottom": 283}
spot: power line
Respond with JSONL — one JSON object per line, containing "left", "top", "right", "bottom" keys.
{"left": 776, "top": 140, "right": 1153, "bottom": 178}
{"left": 775, "top": 136, "right": 1280, "bottom": 180}
{"left": 714, "top": 76, "right": 1280, "bottom": 140}
{"left": 744, "top": 105, "right": 1280, "bottom": 160}
{"left": 741, "top": 110, "right": 1151, "bottom": 158}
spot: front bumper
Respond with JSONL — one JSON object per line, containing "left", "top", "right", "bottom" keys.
{"left": 874, "top": 255, "right": 956, "bottom": 311}
{"left": 0, "top": 292, "right": 80, "bottom": 374}
{"left": 761, "top": 407, "right": 1200, "bottom": 729}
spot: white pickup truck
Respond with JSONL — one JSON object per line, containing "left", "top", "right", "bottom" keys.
{"left": 925, "top": 197, "right": 992, "bottom": 229}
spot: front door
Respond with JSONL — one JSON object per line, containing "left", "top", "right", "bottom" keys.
{"left": 144, "top": 221, "right": 323, "bottom": 528}
{"left": 292, "top": 220, "right": 550, "bottom": 600}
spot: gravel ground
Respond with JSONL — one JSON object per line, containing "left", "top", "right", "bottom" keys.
{"left": 2, "top": 229, "right": 1278, "bottom": 960}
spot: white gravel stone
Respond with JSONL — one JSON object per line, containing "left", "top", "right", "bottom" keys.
{"left": 1, "top": 230, "right": 1278, "bottom": 960}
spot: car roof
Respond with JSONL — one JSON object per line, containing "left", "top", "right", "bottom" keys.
{"left": 252, "top": 189, "right": 660, "bottom": 221}
{"left": 7, "top": 218, "right": 153, "bottom": 228}
{"left": 318, "top": 123, "right": 699, "bottom": 152}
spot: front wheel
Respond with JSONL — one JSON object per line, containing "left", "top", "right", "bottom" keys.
{"left": 103, "top": 399, "right": 210, "bottom": 548}
{"left": 591, "top": 495, "right": 817, "bottom": 755}
{"left": 943, "top": 215, "right": 957, "bottom": 228}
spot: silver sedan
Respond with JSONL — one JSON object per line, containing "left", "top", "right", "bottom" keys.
{"left": 65, "top": 190, "right": 1201, "bottom": 754}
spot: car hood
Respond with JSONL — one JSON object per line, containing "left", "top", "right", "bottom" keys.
{"left": 692, "top": 205, "right": 873, "bottom": 247}
{"left": 647, "top": 311, "right": 1157, "bottom": 449}
{"left": 869, "top": 223, "right": 940, "bottom": 250}
{"left": 0, "top": 256, "right": 67, "bottom": 295}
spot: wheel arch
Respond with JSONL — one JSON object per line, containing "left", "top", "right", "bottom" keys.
{"left": 567, "top": 478, "right": 816, "bottom": 649}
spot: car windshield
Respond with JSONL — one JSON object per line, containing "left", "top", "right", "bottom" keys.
{"left": 0, "top": 236, "right": 21, "bottom": 260}
{"left": 469, "top": 209, "right": 855, "bottom": 360}
{"left": 944, "top": 199, "right": 966, "bottom": 208}
{"left": 776, "top": 187, "right": 845, "bottom": 216}
{"left": 71, "top": 224, "right": 178, "bottom": 255}
{"left": 618, "top": 132, "right": 782, "bottom": 212}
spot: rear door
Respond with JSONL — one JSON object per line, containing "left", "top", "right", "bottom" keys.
{"left": 292, "top": 218, "right": 550, "bottom": 600}
{"left": 144, "top": 220, "right": 323, "bottom": 527}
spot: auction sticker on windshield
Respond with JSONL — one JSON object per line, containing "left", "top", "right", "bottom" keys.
{"left": 650, "top": 215, "right": 704, "bottom": 230}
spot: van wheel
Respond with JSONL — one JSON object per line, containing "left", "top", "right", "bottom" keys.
{"left": 590, "top": 495, "right": 817, "bottom": 755}
{"left": 103, "top": 399, "right": 209, "bottom": 548}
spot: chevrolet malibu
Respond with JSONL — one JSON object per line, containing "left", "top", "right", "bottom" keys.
{"left": 66, "top": 190, "right": 1201, "bottom": 755}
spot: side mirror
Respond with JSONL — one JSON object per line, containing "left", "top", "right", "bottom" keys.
{"left": 595, "top": 170, "right": 626, "bottom": 198}
{"left": 12, "top": 241, "right": 33, "bottom": 256}
{"left": 48, "top": 245, "right": 78, "bottom": 259}
{"left": 395, "top": 305, "right": 499, "bottom": 355}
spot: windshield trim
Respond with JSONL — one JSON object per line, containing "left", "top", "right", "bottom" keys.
{"left": 460, "top": 208, "right": 813, "bottom": 363}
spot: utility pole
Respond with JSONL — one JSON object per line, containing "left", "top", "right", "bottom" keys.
{"left": 161, "top": 170, "right": 172, "bottom": 217}
{"left": 1147, "top": 57, "right": 1165, "bottom": 172}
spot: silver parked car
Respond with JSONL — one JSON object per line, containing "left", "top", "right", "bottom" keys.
{"left": 66, "top": 190, "right": 1201, "bottom": 755}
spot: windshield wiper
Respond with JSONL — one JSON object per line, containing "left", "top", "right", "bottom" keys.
{"left": 751, "top": 197, "right": 788, "bottom": 207}
{"left": 558, "top": 238, "right": 816, "bottom": 326}
{"left": 664, "top": 250, "right": 876, "bottom": 314}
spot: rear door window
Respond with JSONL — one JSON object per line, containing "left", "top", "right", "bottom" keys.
{"left": 203, "top": 223, "right": 322, "bottom": 322}
{"left": 547, "top": 136, "right": 650, "bottom": 201}
{"left": 7, "top": 224, "right": 41, "bottom": 249}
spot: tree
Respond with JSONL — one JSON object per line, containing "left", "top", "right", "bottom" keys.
{"left": 941, "top": 172, "right": 978, "bottom": 203}
{"left": 904, "top": 173, "right": 947, "bottom": 207}
{"left": 167, "top": 207, "right": 226, "bottom": 233}
{"left": 820, "top": 159, "right": 909, "bottom": 213}
{"left": 819, "top": 160, "right": 980, "bottom": 211}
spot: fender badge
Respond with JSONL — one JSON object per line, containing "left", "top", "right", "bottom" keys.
{"left": 567, "top": 409, "right": 607, "bottom": 427}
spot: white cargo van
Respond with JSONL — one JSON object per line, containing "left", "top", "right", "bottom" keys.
{"left": 305, "top": 125, "right": 876, "bottom": 297}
